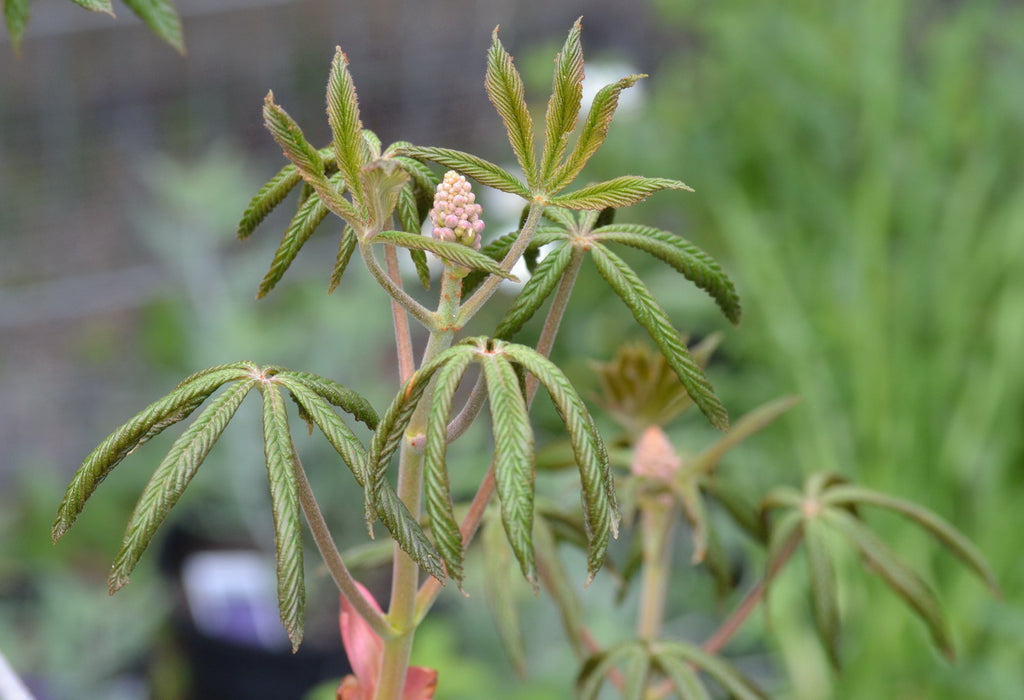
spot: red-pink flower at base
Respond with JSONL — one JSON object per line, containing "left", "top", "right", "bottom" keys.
{"left": 337, "top": 582, "right": 438, "bottom": 700}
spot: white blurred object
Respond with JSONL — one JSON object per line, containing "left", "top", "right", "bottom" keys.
{"left": 181, "top": 550, "right": 288, "bottom": 650}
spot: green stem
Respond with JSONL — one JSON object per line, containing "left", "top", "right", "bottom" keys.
{"left": 374, "top": 268, "right": 462, "bottom": 700}
{"left": 636, "top": 495, "right": 676, "bottom": 641}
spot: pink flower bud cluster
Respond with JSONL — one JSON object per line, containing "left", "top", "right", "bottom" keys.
{"left": 429, "top": 171, "right": 485, "bottom": 250}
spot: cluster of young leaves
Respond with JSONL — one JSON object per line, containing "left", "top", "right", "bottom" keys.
{"left": 51, "top": 361, "right": 379, "bottom": 651}
{"left": 396, "top": 20, "right": 693, "bottom": 216}
{"left": 240, "top": 47, "right": 514, "bottom": 300}
{"left": 364, "top": 336, "right": 617, "bottom": 589}
{"left": 760, "top": 472, "right": 1002, "bottom": 667}
{"left": 576, "top": 638, "right": 767, "bottom": 700}
{"left": 4, "top": 0, "right": 184, "bottom": 55}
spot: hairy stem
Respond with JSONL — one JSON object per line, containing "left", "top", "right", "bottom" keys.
{"left": 384, "top": 243, "right": 416, "bottom": 383}
{"left": 375, "top": 269, "right": 461, "bottom": 700}
{"left": 294, "top": 455, "right": 391, "bottom": 639}
{"left": 360, "top": 240, "right": 434, "bottom": 328}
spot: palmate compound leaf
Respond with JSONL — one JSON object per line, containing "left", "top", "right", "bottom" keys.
{"left": 120, "top": 0, "right": 184, "bottom": 54}
{"left": 422, "top": 349, "right": 477, "bottom": 583}
{"left": 109, "top": 379, "right": 256, "bottom": 593}
{"left": 501, "top": 342, "right": 618, "bottom": 583}
{"left": 461, "top": 228, "right": 566, "bottom": 298}
{"left": 820, "top": 485, "right": 1001, "bottom": 597}
{"left": 822, "top": 507, "right": 956, "bottom": 660}
{"left": 271, "top": 370, "right": 378, "bottom": 430}
{"left": 486, "top": 27, "right": 538, "bottom": 191}
{"left": 258, "top": 382, "right": 306, "bottom": 652}
{"left": 576, "top": 641, "right": 644, "bottom": 700}
{"left": 481, "top": 351, "right": 538, "bottom": 586}
{"left": 52, "top": 363, "right": 258, "bottom": 542}
{"left": 591, "top": 224, "right": 742, "bottom": 325}
{"left": 539, "top": 17, "right": 584, "bottom": 185}
{"left": 590, "top": 243, "right": 729, "bottom": 430}
{"left": 651, "top": 651, "right": 712, "bottom": 700}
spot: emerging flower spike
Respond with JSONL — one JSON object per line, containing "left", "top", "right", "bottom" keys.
{"left": 429, "top": 171, "right": 485, "bottom": 250}
{"left": 337, "top": 583, "right": 438, "bottom": 700}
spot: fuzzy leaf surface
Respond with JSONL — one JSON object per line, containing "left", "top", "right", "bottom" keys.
{"left": 590, "top": 244, "right": 729, "bottom": 430}
{"left": 482, "top": 352, "right": 538, "bottom": 586}
{"left": 238, "top": 165, "right": 303, "bottom": 239}
{"left": 256, "top": 183, "right": 334, "bottom": 298}
{"left": 548, "top": 74, "right": 644, "bottom": 192}
{"left": 121, "top": 0, "right": 183, "bottom": 53}
{"left": 53, "top": 365, "right": 256, "bottom": 541}
{"left": 109, "top": 379, "right": 253, "bottom": 593}
{"left": 423, "top": 350, "right": 476, "bottom": 583}
{"left": 592, "top": 224, "right": 741, "bottom": 324}
{"left": 548, "top": 176, "right": 692, "bottom": 211}
{"left": 272, "top": 375, "right": 368, "bottom": 484}
{"left": 374, "top": 230, "right": 517, "bottom": 280}
{"left": 260, "top": 384, "right": 306, "bottom": 652}
{"left": 494, "top": 241, "right": 573, "bottom": 340}
{"left": 328, "top": 226, "right": 358, "bottom": 293}
{"left": 326, "top": 47, "right": 366, "bottom": 207}
{"left": 394, "top": 146, "right": 531, "bottom": 199}
{"left": 485, "top": 28, "right": 537, "bottom": 189}
{"left": 502, "top": 343, "right": 617, "bottom": 582}
{"left": 539, "top": 18, "right": 584, "bottom": 185}
{"left": 263, "top": 94, "right": 326, "bottom": 185}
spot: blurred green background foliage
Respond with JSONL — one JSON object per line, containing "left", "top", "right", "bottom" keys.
{"left": 1, "top": 0, "right": 1022, "bottom": 698}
